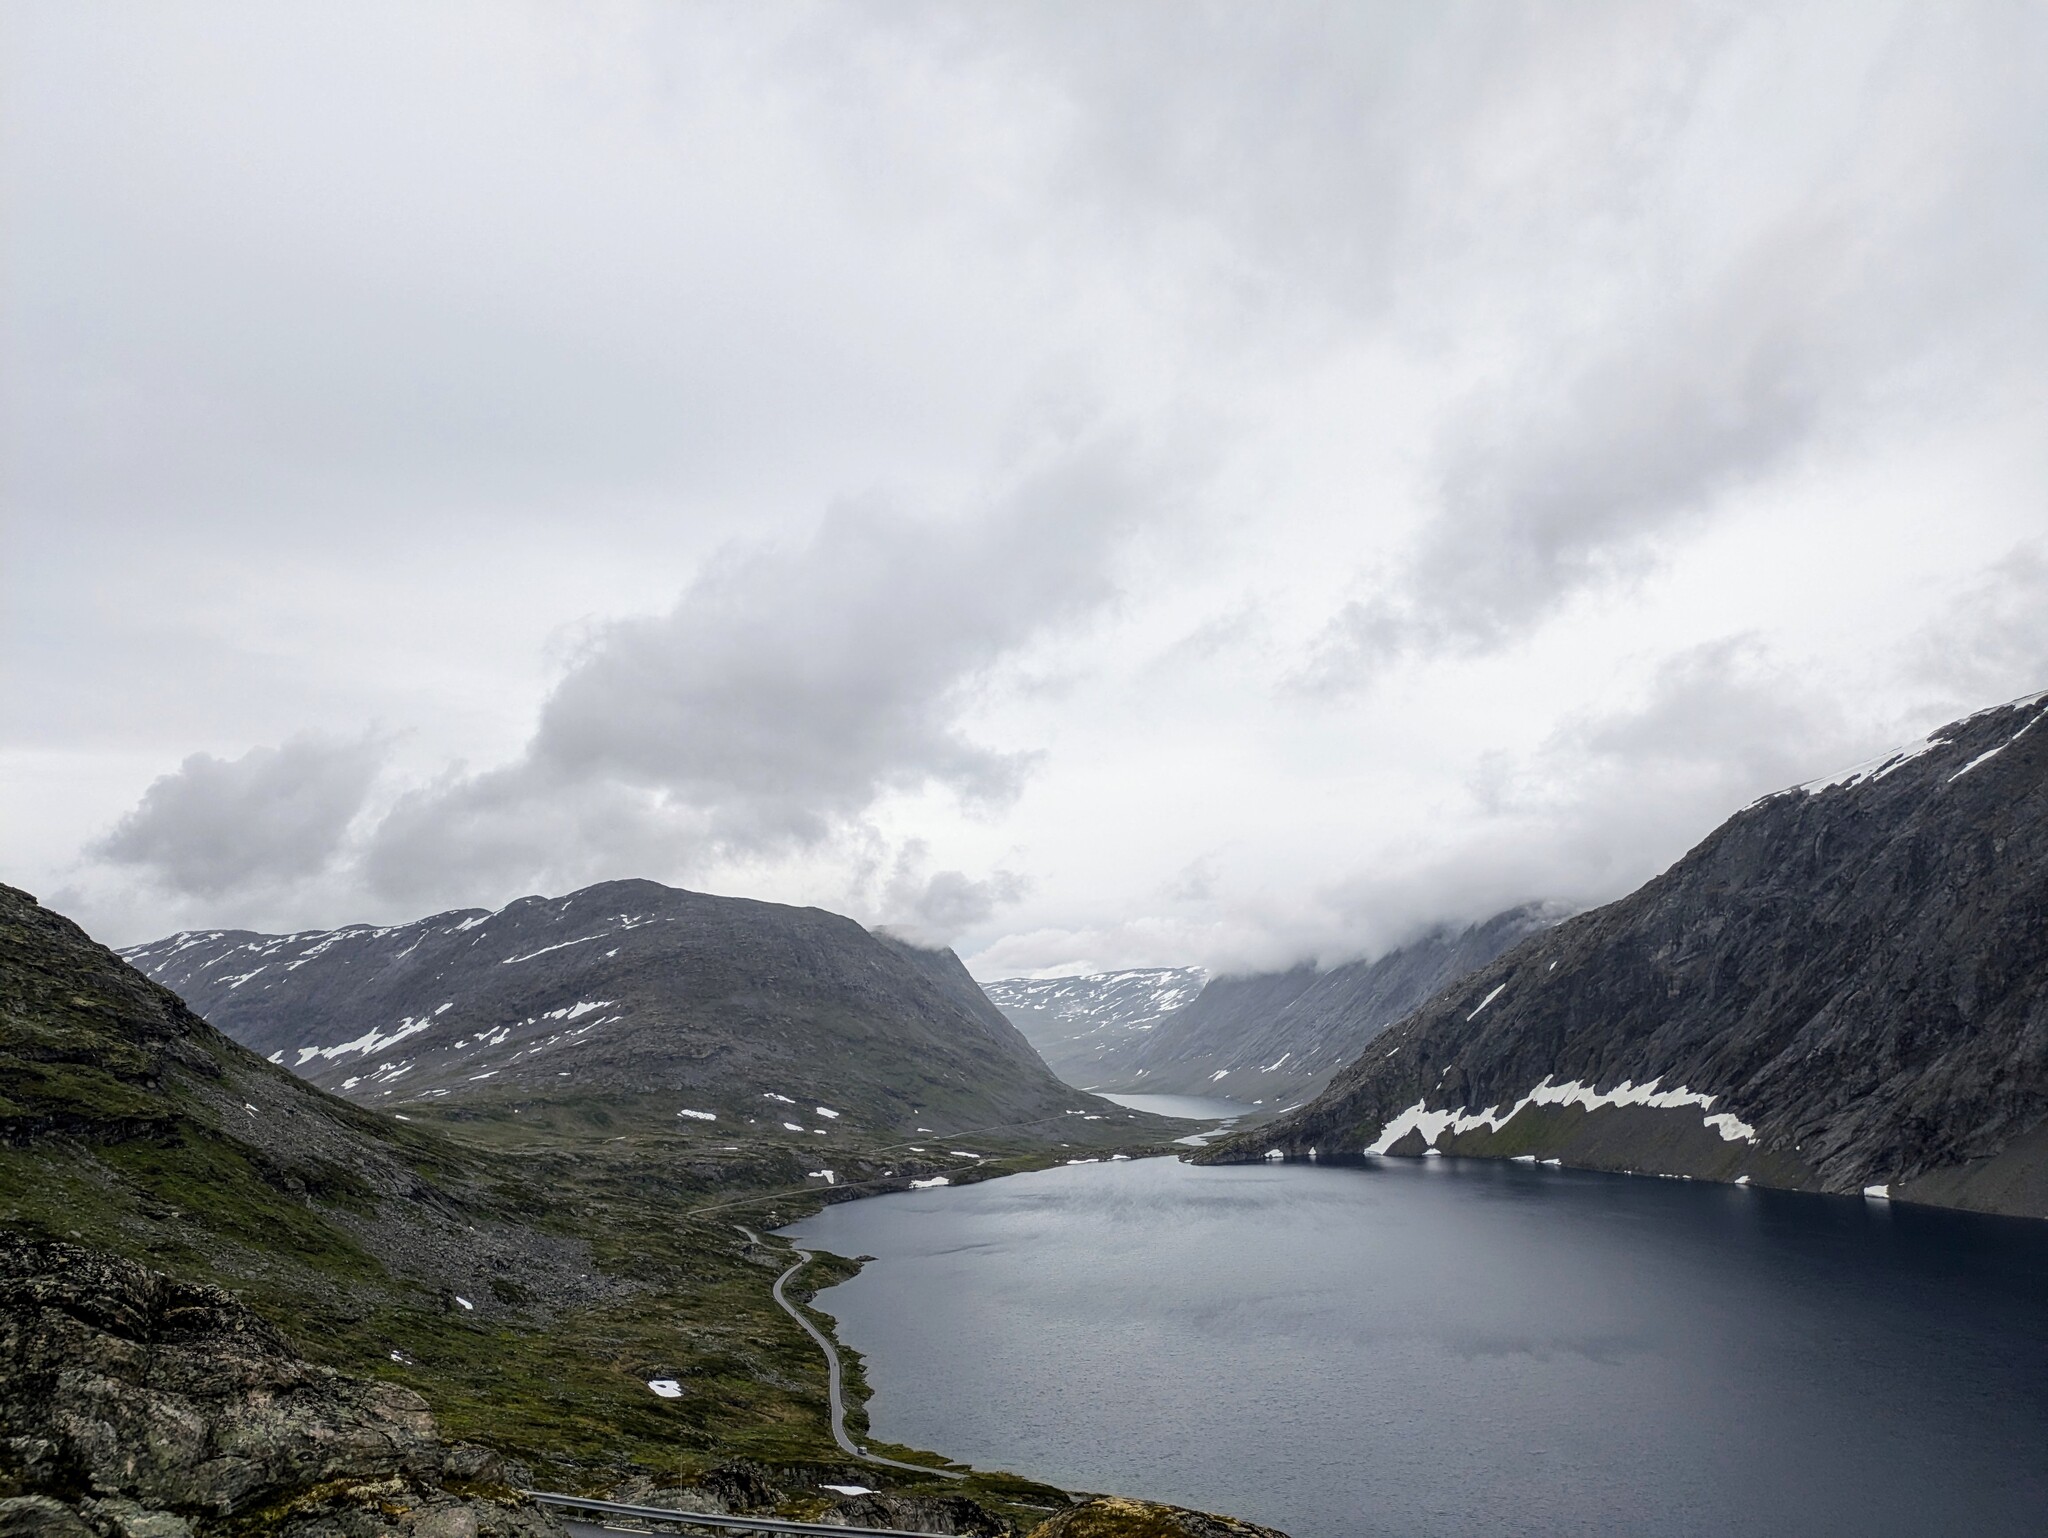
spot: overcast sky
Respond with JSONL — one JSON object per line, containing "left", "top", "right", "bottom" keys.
{"left": 6, "top": 2, "right": 2046, "bottom": 976}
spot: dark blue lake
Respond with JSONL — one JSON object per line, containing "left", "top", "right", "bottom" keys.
{"left": 780, "top": 1155, "right": 2048, "bottom": 1538}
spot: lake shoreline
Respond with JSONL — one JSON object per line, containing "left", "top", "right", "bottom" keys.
{"left": 784, "top": 1152, "right": 2048, "bottom": 1538}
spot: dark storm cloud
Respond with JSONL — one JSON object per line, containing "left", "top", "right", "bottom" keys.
{"left": 91, "top": 734, "right": 383, "bottom": 901}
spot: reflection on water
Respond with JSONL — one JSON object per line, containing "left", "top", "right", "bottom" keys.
{"left": 782, "top": 1155, "right": 2048, "bottom": 1538}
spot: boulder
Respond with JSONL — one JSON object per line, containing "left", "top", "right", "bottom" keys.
{"left": 0, "top": 1235, "right": 558, "bottom": 1538}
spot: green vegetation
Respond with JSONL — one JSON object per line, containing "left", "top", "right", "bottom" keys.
{"left": 0, "top": 882, "right": 1200, "bottom": 1528}
{"left": 0, "top": 1098, "right": 1113, "bottom": 1491}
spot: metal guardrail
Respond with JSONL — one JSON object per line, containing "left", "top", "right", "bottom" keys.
{"left": 521, "top": 1489, "right": 949, "bottom": 1537}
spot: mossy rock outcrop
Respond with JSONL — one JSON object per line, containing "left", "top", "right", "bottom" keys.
{"left": 0, "top": 1234, "right": 561, "bottom": 1537}
{"left": 1026, "top": 1495, "right": 1290, "bottom": 1538}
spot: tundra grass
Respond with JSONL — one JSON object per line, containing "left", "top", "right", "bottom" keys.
{"left": 0, "top": 1116, "right": 1153, "bottom": 1509}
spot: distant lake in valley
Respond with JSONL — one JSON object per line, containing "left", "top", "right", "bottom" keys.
{"left": 781, "top": 1156, "right": 2048, "bottom": 1538}
{"left": 1094, "top": 1091, "right": 1257, "bottom": 1121}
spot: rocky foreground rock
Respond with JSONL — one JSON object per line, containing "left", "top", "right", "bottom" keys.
{"left": 0, "top": 1234, "right": 561, "bottom": 1537}
{"left": 1023, "top": 1497, "right": 1289, "bottom": 1538}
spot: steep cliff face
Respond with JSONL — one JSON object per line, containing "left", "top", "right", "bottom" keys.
{"left": 1203, "top": 691, "right": 2048, "bottom": 1220}
{"left": 125, "top": 879, "right": 1106, "bottom": 1137}
{"left": 1079, "top": 906, "right": 1565, "bottom": 1104}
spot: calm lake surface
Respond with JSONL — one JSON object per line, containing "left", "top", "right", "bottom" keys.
{"left": 781, "top": 1156, "right": 2048, "bottom": 1538}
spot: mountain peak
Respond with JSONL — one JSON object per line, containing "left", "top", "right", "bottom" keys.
{"left": 125, "top": 877, "right": 1099, "bottom": 1138}
{"left": 1209, "top": 690, "right": 2048, "bottom": 1218}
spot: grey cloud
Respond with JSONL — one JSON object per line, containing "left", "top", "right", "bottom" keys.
{"left": 1504, "top": 637, "right": 1854, "bottom": 858}
{"left": 1426, "top": 277, "right": 1818, "bottom": 635}
{"left": 1163, "top": 854, "right": 1219, "bottom": 905}
{"left": 1908, "top": 545, "right": 2048, "bottom": 712}
{"left": 3, "top": 4, "right": 1019, "bottom": 544}
{"left": 24, "top": 4, "right": 2048, "bottom": 967}
{"left": 878, "top": 842, "right": 1029, "bottom": 949}
{"left": 1563, "top": 638, "right": 1839, "bottom": 799}
{"left": 355, "top": 765, "right": 697, "bottom": 913}
{"left": 1299, "top": 5, "right": 2048, "bottom": 687}
{"left": 942, "top": 4, "right": 1723, "bottom": 330}
{"left": 1308, "top": 640, "right": 1856, "bottom": 961}
{"left": 355, "top": 434, "right": 1159, "bottom": 903}
{"left": 525, "top": 436, "right": 1149, "bottom": 845}
{"left": 1307, "top": 244, "right": 1843, "bottom": 683}
{"left": 973, "top": 635, "right": 1974, "bottom": 982}
{"left": 91, "top": 733, "right": 383, "bottom": 900}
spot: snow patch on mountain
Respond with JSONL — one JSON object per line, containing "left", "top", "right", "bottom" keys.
{"left": 1365, "top": 1075, "right": 1758, "bottom": 1155}
{"left": 983, "top": 967, "right": 1208, "bottom": 1025}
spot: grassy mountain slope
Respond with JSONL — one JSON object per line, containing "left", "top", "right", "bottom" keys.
{"left": 0, "top": 881, "right": 1155, "bottom": 1525}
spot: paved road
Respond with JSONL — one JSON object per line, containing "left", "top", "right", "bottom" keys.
{"left": 735, "top": 1225, "right": 966, "bottom": 1481}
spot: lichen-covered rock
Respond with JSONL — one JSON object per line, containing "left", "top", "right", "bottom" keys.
{"left": 822, "top": 1490, "right": 1014, "bottom": 1535}
{"left": 1024, "top": 1496, "right": 1290, "bottom": 1538}
{"left": 0, "top": 1235, "right": 559, "bottom": 1538}
{"left": 689, "top": 1460, "right": 783, "bottom": 1514}
{"left": 0, "top": 1495, "right": 98, "bottom": 1536}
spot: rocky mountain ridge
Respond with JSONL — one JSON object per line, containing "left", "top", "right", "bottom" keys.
{"left": 1202, "top": 691, "right": 2048, "bottom": 1219}
{"left": 1073, "top": 905, "right": 1567, "bottom": 1105}
{"left": 981, "top": 968, "right": 1206, "bottom": 1084}
{"left": 125, "top": 879, "right": 1127, "bottom": 1142}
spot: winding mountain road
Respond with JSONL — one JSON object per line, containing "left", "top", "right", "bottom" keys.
{"left": 736, "top": 1225, "right": 965, "bottom": 1481}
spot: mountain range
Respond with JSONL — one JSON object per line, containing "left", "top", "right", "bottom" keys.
{"left": 1203, "top": 691, "right": 2048, "bottom": 1220}
{"left": 125, "top": 879, "right": 1131, "bottom": 1144}
{"left": 980, "top": 967, "right": 1206, "bottom": 1083}
{"left": 982, "top": 906, "right": 1564, "bottom": 1109}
